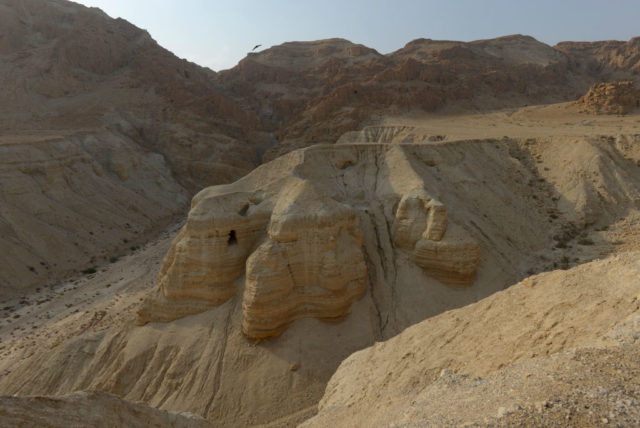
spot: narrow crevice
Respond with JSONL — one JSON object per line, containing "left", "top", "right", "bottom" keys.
{"left": 204, "top": 300, "right": 235, "bottom": 418}
{"left": 358, "top": 211, "right": 385, "bottom": 340}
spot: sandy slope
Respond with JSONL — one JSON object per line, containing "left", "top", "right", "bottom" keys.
{"left": 303, "top": 252, "right": 640, "bottom": 427}
{"left": 0, "top": 390, "right": 211, "bottom": 428}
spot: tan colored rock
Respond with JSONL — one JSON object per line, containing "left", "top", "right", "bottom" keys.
{"left": 577, "top": 81, "right": 640, "bottom": 114}
{"left": 413, "top": 234, "right": 480, "bottom": 286}
{"left": 158, "top": 193, "right": 271, "bottom": 304}
{"left": 242, "top": 180, "right": 367, "bottom": 338}
{"left": 139, "top": 143, "right": 491, "bottom": 336}
{"left": 141, "top": 179, "right": 368, "bottom": 338}
{"left": 394, "top": 188, "right": 479, "bottom": 285}
{"left": 393, "top": 188, "right": 447, "bottom": 246}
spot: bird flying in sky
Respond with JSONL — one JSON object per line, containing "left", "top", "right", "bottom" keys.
{"left": 252, "top": 44, "right": 262, "bottom": 51}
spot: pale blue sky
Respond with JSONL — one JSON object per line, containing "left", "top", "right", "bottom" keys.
{"left": 76, "top": 0, "right": 640, "bottom": 71}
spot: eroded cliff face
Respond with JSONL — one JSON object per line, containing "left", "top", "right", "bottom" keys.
{"left": 138, "top": 178, "right": 369, "bottom": 339}
{"left": 139, "top": 133, "right": 640, "bottom": 340}
{"left": 138, "top": 142, "right": 553, "bottom": 339}
{"left": 242, "top": 180, "right": 367, "bottom": 338}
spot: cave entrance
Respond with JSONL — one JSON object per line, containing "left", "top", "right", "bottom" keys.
{"left": 228, "top": 230, "right": 238, "bottom": 246}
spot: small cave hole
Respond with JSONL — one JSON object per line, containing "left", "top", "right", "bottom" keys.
{"left": 228, "top": 230, "right": 238, "bottom": 246}
{"left": 238, "top": 204, "right": 249, "bottom": 217}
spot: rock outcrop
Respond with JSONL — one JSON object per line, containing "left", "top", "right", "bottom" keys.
{"left": 140, "top": 134, "right": 640, "bottom": 341}
{"left": 138, "top": 143, "right": 493, "bottom": 338}
{"left": 577, "top": 81, "right": 640, "bottom": 114}
{"left": 139, "top": 177, "right": 368, "bottom": 339}
{"left": 393, "top": 188, "right": 479, "bottom": 285}
{"left": 139, "top": 176, "right": 370, "bottom": 338}
{"left": 242, "top": 180, "right": 367, "bottom": 338}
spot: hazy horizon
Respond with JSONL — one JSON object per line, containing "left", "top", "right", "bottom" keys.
{"left": 75, "top": 0, "right": 640, "bottom": 71}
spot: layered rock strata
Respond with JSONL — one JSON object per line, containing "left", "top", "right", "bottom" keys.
{"left": 140, "top": 144, "right": 484, "bottom": 338}
{"left": 393, "top": 188, "right": 480, "bottom": 285}
{"left": 242, "top": 180, "right": 367, "bottom": 338}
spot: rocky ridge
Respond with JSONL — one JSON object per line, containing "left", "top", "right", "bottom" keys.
{"left": 219, "top": 35, "right": 640, "bottom": 160}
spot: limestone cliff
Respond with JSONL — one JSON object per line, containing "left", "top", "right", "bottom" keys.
{"left": 393, "top": 188, "right": 479, "bottom": 285}
{"left": 139, "top": 175, "right": 371, "bottom": 339}
{"left": 242, "top": 180, "right": 367, "bottom": 338}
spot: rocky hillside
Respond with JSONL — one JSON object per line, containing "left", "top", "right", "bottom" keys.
{"left": 2, "top": 0, "right": 639, "bottom": 300}
{"left": 303, "top": 252, "right": 640, "bottom": 427}
{"left": 0, "top": 0, "right": 266, "bottom": 187}
{"left": 217, "top": 35, "right": 640, "bottom": 159}
{"left": 2, "top": 128, "right": 640, "bottom": 426}
{"left": 0, "top": 0, "right": 268, "bottom": 298}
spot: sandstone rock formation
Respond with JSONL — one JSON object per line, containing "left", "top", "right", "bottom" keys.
{"left": 138, "top": 177, "right": 368, "bottom": 339}
{"left": 577, "top": 81, "right": 640, "bottom": 114}
{"left": 243, "top": 180, "right": 367, "bottom": 338}
{"left": 393, "top": 188, "right": 479, "bottom": 285}
{"left": 138, "top": 143, "right": 486, "bottom": 339}
{"left": 140, "top": 131, "right": 640, "bottom": 339}
{"left": 0, "top": 0, "right": 268, "bottom": 298}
